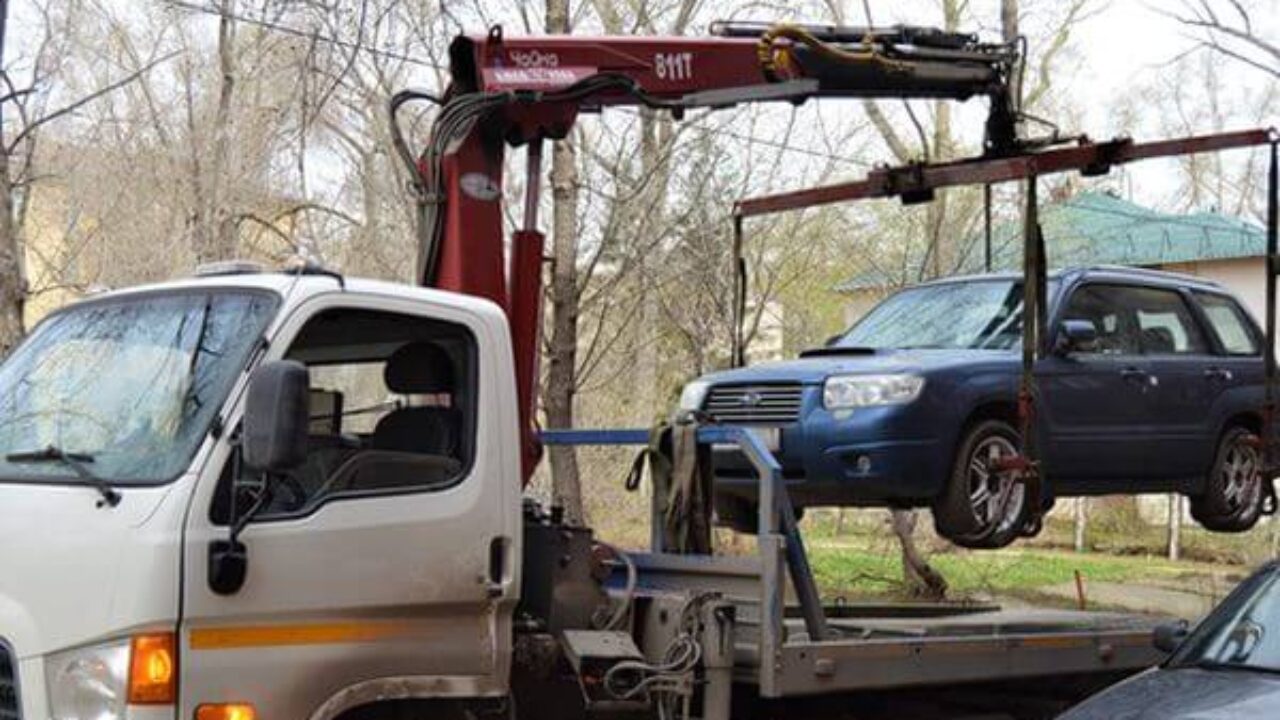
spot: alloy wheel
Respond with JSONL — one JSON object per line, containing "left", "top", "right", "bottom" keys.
{"left": 967, "top": 435, "right": 1026, "bottom": 535}
{"left": 1220, "top": 438, "right": 1261, "bottom": 513}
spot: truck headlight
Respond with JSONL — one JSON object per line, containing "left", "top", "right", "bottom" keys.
{"left": 47, "top": 633, "right": 176, "bottom": 719}
{"left": 46, "top": 639, "right": 130, "bottom": 720}
{"left": 823, "top": 373, "right": 924, "bottom": 409}
{"left": 678, "top": 380, "right": 711, "bottom": 411}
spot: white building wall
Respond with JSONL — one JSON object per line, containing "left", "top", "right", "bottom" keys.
{"left": 1162, "top": 257, "right": 1268, "bottom": 329}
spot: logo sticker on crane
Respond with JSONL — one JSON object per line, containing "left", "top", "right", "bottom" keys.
{"left": 460, "top": 173, "right": 501, "bottom": 202}
{"left": 510, "top": 50, "right": 560, "bottom": 69}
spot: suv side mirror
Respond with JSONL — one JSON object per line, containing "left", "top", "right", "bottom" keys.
{"left": 1055, "top": 319, "right": 1098, "bottom": 355}
{"left": 243, "top": 360, "right": 310, "bottom": 473}
{"left": 1153, "top": 620, "right": 1190, "bottom": 653}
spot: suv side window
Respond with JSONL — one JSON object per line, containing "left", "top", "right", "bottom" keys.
{"left": 1195, "top": 292, "right": 1260, "bottom": 355}
{"left": 1060, "top": 284, "right": 1140, "bottom": 355}
{"left": 212, "top": 306, "right": 477, "bottom": 523}
{"left": 1126, "top": 286, "right": 1208, "bottom": 355}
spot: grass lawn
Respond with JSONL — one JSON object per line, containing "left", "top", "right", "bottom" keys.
{"left": 806, "top": 538, "right": 1219, "bottom": 600}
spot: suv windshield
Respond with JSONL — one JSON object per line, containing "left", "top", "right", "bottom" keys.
{"left": 838, "top": 279, "right": 1032, "bottom": 351}
{"left": 0, "top": 290, "right": 277, "bottom": 485}
{"left": 1170, "top": 567, "right": 1280, "bottom": 674}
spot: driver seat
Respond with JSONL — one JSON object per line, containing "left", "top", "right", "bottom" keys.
{"left": 372, "top": 341, "right": 462, "bottom": 458}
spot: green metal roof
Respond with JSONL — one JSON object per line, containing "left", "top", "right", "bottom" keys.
{"left": 835, "top": 191, "right": 1266, "bottom": 293}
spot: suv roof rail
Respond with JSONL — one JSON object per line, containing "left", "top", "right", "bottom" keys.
{"left": 1077, "top": 264, "right": 1224, "bottom": 288}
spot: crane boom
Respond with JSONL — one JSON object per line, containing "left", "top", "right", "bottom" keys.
{"left": 398, "top": 21, "right": 1025, "bottom": 484}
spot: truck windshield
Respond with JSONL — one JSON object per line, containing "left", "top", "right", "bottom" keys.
{"left": 838, "top": 280, "right": 1029, "bottom": 351}
{"left": 0, "top": 290, "right": 276, "bottom": 485}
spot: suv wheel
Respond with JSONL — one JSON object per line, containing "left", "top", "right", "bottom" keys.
{"left": 1192, "top": 426, "right": 1264, "bottom": 533}
{"left": 934, "top": 420, "right": 1029, "bottom": 549}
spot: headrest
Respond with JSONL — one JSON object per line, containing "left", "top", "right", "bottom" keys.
{"left": 1142, "top": 327, "right": 1176, "bottom": 353}
{"left": 384, "top": 342, "right": 455, "bottom": 394}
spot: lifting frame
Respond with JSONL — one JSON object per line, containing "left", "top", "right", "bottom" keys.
{"left": 733, "top": 128, "right": 1280, "bottom": 522}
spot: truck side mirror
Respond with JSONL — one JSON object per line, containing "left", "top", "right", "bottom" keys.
{"left": 243, "top": 360, "right": 310, "bottom": 473}
{"left": 1153, "top": 620, "right": 1189, "bottom": 653}
{"left": 209, "top": 360, "right": 309, "bottom": 596}
{"left": 1055, "top": 319, "right": 1098, "bottom": 356}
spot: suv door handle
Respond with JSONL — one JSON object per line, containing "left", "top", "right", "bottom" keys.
{"left": 1120, "top": 367, "right": 1147, "bottom": 381}
{"left": 1121, "top": 367, "right": 1158, "bottom": 388}
{"left": 1205, "top": 367, "right": 1234, "bottom": 382}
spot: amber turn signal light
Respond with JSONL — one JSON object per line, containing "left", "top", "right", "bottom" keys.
{"left": 196, "top": 703, "right": 258, "bottom": 720}
{"left": 128, "top": 632, "right": 176, "bottom": 704}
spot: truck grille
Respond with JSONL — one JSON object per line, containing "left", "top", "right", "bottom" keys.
{"left": 0, "top": 641, "right": 18, "bottom": 720}
{"left": 703, "top": 384, "right": 804, "bottom": 424}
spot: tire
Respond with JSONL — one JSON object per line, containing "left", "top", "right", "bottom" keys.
{"left": 1191, "top": 426, "right": 1264, "bottom": 533}
{"left": 933, "top": 420, "right": 1030, "bottom": 550}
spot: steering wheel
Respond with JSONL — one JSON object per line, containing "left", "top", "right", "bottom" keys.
{"left": 272, "top": 473, "right": 309, "bottom": 513}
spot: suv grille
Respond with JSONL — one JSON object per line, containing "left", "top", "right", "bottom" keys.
{"left": 0, "top": 641, "right": 18, "bottom": 720}
{"left": 703, "top": 384, "right": 804, "bottom": 424}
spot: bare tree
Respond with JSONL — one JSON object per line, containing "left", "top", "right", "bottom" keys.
{"left": 1165, "top": 0, "right": 1279, "bottom": 79}
{"left": 544, "top": 0, "right": 586, "bottom": 524}
{"left": 0, "top": 0, "right": 173, "bottom": 352}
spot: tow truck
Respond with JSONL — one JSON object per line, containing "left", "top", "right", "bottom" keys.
{"left": 0, "top": 19, "right": 1275, "bottom": 720}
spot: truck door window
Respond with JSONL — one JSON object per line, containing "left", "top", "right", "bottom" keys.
{"left": 1195, "top": 292, "right": 1260, "bottom": 355}
{"left": 212, "top": 307, "right": 476, "bottom": 522}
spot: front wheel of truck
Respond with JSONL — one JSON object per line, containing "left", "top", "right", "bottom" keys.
{"left": 933, "top": 420, "right": 1029, "bottom": 549}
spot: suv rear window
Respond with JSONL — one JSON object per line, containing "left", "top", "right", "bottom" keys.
{"left": 1195, "top": 292, "right": 1259, "bottom": 355}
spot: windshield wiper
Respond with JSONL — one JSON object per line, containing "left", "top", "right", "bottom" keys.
{"left": 6, "top": 446, "right": 121, "bottom": 508}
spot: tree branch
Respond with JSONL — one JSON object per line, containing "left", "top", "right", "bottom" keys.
{"left": 7, "top": 50, "right": 180, "bottom": 152}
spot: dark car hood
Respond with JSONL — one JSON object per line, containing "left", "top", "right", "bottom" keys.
{"left": 698, "top": 348, "right": 1013, "bottom": 385}
{"left": 1060, "top": 667, "right": 1280, "bottom": 719}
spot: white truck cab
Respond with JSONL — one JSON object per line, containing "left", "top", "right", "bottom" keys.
{"left": 0, "top": 267, "right": 522, "bottom": 720}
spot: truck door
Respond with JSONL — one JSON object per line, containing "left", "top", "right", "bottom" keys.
{"left": 1040, "top": 283, "right": 1153, "bottom": 486}
{"left": 179, "top": 293, "right": 520, "bottom": 719}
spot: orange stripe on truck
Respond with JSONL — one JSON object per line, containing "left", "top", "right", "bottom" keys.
{"left": 190, "top": 621, "right": 414, "bottom": 650}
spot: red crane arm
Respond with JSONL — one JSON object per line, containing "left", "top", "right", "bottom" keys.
{"left": 404, "top": 22, "right": 1022, "bottom": 484}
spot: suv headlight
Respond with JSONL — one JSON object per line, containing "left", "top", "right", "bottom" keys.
{"left": 46, "top": 639, "right": 130, "bottom": 720}
{"left": 678, "top": 380, "right": 711, "bottom": 411}
{"left": 823, "top": 373, "right": 925, "bottom": 409}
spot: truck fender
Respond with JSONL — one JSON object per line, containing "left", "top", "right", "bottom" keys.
{"left": 309, "top": 675, "right": 507, "bottom": 720}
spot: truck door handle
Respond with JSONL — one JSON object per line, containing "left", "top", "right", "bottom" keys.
{"left": 1205, "top": 367, "right": 1234, "bottom": 382}
{"left": 485, "top": 536, "right": 511, "bottom": 598}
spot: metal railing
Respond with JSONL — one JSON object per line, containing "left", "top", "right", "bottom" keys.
{"left": 540, "top": 425, "right": 829, "bottom": 694}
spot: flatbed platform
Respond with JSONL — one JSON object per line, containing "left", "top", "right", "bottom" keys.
{"left": 623, "top": 551, "right": 1165, "bottom": 698}
{"left": 750, "top": 606, "right": 1162, "bottom": 695}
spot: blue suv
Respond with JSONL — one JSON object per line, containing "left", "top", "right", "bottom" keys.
{"left": 681, "top": 266, "right": 1270, "bottom": 548}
